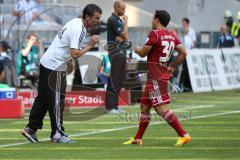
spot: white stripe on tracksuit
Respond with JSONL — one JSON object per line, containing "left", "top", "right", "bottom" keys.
{"left": 55, "top": 72, "right": 62, "bottom": 133}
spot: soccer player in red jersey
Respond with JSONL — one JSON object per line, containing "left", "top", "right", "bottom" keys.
{"left": 123, "top": 10, "right": 191, "bottom": 146}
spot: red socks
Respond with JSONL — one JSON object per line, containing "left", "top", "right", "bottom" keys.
{"left": 162, "top": 110, "right": 186, "bottom": 137}
{"left": 134, "top": 112, "right": 150, "bottom": 139}
{"left": 134, "top": 110, "right": 186, "bottom": 139}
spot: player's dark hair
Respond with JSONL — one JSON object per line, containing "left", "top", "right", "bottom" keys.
{"left": 182, "top": 18, "right": 190, "bottom": 24}
{"left": 82, "top": 4, "right": 102, "bottom": 19}
{"left": 154, "top": 10, "right": 170, "bottom": 27}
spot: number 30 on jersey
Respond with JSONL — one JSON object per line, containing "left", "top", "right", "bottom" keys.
{"left": 159, "top": 40, "right": 175, "bottom": 62}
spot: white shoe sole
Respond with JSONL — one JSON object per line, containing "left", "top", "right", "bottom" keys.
{"left": 21, "top": 130, "right": 37, "bottom": 143}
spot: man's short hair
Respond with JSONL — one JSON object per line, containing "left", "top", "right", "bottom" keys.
{"left": 182, "top": 18, "right": 190, "bottom": 24}
{"left": 0, "top": 41, "right": 11, "bottom": 50}
{"left": 27, "top": 33, "right": 38, "bottom": 39}
{"left": 154, "top": 10, "right": 171, "bottom": 27}
{"left": 82, "top": 4, "right": 102, "bottom": 19}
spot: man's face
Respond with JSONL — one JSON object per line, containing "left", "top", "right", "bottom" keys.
{"left": 28, "top": 35, "right": 38, "bottom": 45}
{"left": 86, "top": 12, "right": 101, "bottom": 28}
{"left": 221, "top": 26, "right": 228, "bottom": 35}
{"left": 182, "top": 20, "right": 189, "bottom": 29}
{"left": 117, "top": 3, "right": 126, "bottom": 16}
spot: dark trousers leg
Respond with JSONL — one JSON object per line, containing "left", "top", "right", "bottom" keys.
{"left": 105, "top": 52, "right": 126, "bottom": 110}
{"left": 27, "top": 65, "right": 49, "bottom": 130}
{"left": 180, "top": 60, "right": 191, "bottom": 91}
{"left": 27, "top": 65, "right": 66, "bottom": 137}
{"left": 48, "top": 71, "right": 67, "bottom": 137}
{"left": 60, "top": 79, "right": 66, "bottom": 132}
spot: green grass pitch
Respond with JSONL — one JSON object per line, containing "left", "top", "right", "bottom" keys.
{"left": 0, "top": 90, "right": 240, "bottom": 160}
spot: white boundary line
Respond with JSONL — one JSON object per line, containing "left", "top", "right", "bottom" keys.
{"left": 0, "top": 109, "right": 240, "bottom": 148}
{"left": 171, "top": 105, "right": 215, "bottom": 111}
{"left": 23, "top": 105, "right": 216, "bottom": 118}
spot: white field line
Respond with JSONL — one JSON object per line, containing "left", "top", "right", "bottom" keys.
{"left": 124, "top": 104, "right": 215, "bottom": 109}
{"left": 17, "top": 104, "right": 216, "bottom": 122}
{"left": 171, "top": 105, "right": 215, "bottom": 111}
{"left": 0, "top": 109, "right": 240, "bottom": 148}
{"left": 23, "top": 105, "right": 216, "bottom": 118}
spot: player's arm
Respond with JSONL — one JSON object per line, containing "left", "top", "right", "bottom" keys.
{"left": 167, "top": 44, "right": 187, "bottom": 73}
{"left": 134, "top": 45, "right": 152, "bottom": 57}
{"left": 134, "top": 30, "right": 157, "bottom": 57}
{"left": 70, "top": 35, "right": 100, "bottom": 59}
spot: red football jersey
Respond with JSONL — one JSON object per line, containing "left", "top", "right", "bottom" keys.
{"left": 145, "top": 29, "right": 182, "bottom": 80}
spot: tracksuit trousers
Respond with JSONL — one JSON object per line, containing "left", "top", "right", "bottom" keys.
{"left": 105, "top": 50, "right": 127, "bottom": 110}
{"left": 27, "top": 64, "right": 67, "bottom": 138}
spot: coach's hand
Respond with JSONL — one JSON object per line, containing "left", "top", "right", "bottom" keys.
{"left": 71, "top": 35, "right": 100, "bottom": 58}
{"left": 88, "top": 35, "right": 100, "bottom": 47}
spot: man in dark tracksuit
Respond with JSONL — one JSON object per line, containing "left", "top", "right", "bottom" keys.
{"left": 105, "top": 0, "right": 128, "bottom": 113}
{"left": 21, "top": 4, "right": 102, "bottom": 144}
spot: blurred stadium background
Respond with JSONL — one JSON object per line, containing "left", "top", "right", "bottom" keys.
{"left": 0, "top": 0, "right": 240, "bottom": 159}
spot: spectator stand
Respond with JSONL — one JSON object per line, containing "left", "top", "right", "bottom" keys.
{"left": 0, "top": 1, "right": 82, "bottom": 88}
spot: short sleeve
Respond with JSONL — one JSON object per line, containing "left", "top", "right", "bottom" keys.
{"left": 145, "top": 31, "right": 158, "bottom": 46}
{"left": 69, "top": 26, "right": 86, "bottom": 50}
{"left": 108, "top": 18, "right": 122, "bottom": 36}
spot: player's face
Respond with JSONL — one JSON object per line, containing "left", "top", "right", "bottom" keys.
{"left": 87, "top": 12, "right": 101, "bottom": 27}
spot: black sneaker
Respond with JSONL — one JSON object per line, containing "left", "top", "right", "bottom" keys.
{"left": 51, "top": 136, "right": 75, "bottom": 144}
{"left": 21, "top": 127, "right": 39, "bottom": 143}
